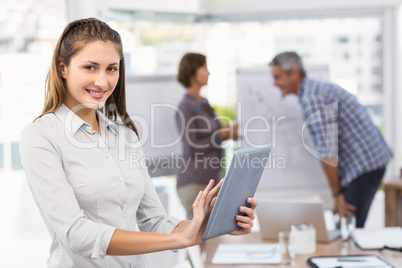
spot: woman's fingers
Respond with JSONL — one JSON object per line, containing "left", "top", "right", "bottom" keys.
{"left": 210, "top": 197, "right": 217, "bottom": 208}
{"left": 228, "top": 197, "right": 258, "bottom": 236}
{"left": 199, "top": 178, "right": 223, "bottom": 207}
{"left": 236, "top": 214, "right": 254, "bottom": 228}
{"left": 206, "top": 178, "right": 223, "bottom": 202}
{"left": 239, "top": 206, "right": 255, "bottom": 221}
{"left": 202, "top": 180, "right": 216, "bottom": 203}
{"left": 202, "top": 179, "right": 215, "bottom": 196}
{"left": 192, "top": 191, "right": 202, "bottom": 209}
{"left": 187, "top": 180, "right": 222, "bottom": 246}
{"left": 238, "top": 197, "right": 257, "bottom": 220}
{"left": 231, "top": 213, "right": 253, "bottom": 235}
{"left": 192, "top": 179, "right": 216, "bottom": 218}
{"left": 197, "top": 179, "right": 214, "bottom": 208}
{"left": 229, "top": 215, "right": 252, "bottom": 235}
{"left": 247, "top": 197, "right": 258, "bottom": 210}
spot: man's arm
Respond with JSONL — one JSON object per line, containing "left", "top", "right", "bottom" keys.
{"left": 320, "top": 159, "right": 356, "bottom": 218}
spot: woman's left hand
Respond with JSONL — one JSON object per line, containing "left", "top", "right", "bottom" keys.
{"left": 229, "top": 197, "right": 258, "bottom": 236}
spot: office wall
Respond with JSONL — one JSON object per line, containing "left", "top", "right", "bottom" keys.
{"left": 125, "top": 76, "right": 184, "bottom": 176}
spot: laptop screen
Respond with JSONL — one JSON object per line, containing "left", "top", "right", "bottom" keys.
{"left": 256, "top": 198, "right": 339, "bottom": 242}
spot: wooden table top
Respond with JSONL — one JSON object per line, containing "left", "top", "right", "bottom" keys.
{"left": 383, "top": 180, "right": 402, "bottom": 190}
{"left": 204, "top": 232, "right": 402, "bottom": 268}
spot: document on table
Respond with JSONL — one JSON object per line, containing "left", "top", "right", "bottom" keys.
{"left": 352, "top": 227, "right": 402, "bottom": 250}
{"left": 211, "top": 243, "right": 281, "bottom": 264}
{"left": 308, "top": 255, "right": 393, "bottom": 268}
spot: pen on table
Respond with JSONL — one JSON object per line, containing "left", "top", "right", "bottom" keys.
{"left": 337, "top": 258, "right": 366, "bottom": 262}
{"left": 380, "top": 246, "right": 402, "bottom": 252}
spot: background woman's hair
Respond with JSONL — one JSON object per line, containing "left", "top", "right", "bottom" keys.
{"left": 177, "top": 52, "right": 207, "bottom": 88}
{"left": 37, "top": 17, "right": 138, "bottom": 136}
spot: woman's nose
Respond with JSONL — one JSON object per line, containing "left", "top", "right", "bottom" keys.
{"left": 94, "top": 73, "right": 107, "bottom": 88}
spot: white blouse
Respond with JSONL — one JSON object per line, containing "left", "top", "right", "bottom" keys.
{"left": 19, "top": 104, "right": 181, "bottom": 268}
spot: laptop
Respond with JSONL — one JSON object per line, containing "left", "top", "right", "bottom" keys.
{"left": 256, "top": 198, "right": 340, "bottom": 242}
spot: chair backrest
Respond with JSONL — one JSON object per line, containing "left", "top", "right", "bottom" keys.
{"left": 173, "top": 260, "right": 192, "bottom": 268}
{"left": 187, "top": 245, "right": 204, "bottom": 268}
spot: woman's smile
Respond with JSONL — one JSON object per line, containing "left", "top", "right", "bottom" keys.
{"left": 85, "top": 88, "right": 107, "bottom": 99}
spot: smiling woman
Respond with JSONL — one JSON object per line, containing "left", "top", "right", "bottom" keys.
{"left": 17, "top": 17, "right": 257, "bottom": 268}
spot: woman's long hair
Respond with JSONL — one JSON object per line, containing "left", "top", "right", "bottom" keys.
{"left": 37, "top": 17, "right": 138, "bottom": 136}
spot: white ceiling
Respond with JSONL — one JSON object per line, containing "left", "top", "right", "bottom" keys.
{"left": 202, "top": 0, "right": 402, "bottom": 14}
{"left": 108, "top": 0, "right": 402, "bottom": 14}
{"left": 68, "top": 0, "right": 402, "bottom": 23}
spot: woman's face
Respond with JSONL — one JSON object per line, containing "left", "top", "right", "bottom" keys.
{"left": 192, "top": 64, "right": 210, "bottom": 87}
{"left": 60, "top": 40, "right": 120, "bottom": 111}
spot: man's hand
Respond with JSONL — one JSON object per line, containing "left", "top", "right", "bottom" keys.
{"left": 334, "top": 193, "right": 356, "bottom": 218}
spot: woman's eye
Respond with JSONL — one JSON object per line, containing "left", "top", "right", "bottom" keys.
{"left": 108, "top": 67, "right": 118, "bottom": 72}
{"left": 84, "top": 66, "right": 95, "bottom": 70}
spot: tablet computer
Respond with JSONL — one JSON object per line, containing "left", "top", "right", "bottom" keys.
{"left": 202, "top": 144, "right": 271, "bottom": 241}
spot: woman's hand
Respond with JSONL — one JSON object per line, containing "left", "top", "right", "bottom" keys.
{"left": 229, "top": 197, "right": 258, "bottom": 236}
{"left": 220, "top": 122, "right": 239, "bottom": 140}
{"left": 193, "top": 179, "right": 223, "bottom": 223}
{"left": 178, "top": 179, "right": 223, "bottom": 247}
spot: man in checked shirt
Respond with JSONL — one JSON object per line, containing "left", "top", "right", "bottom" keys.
{"left": 269, "top": 51, "right": 392, "bottom": 228}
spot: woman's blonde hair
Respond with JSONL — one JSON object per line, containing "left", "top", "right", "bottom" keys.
{"left": 38, "top": 17, "right": 138, "bottom": 135}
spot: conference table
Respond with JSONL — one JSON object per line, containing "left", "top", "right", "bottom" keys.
{"left": 383, "top": 180, "right": 402, "bottom": 227}
{"left": 204, "top": 232, "right": 401, "bottom": 268}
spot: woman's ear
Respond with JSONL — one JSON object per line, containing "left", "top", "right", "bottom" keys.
{"left": 189, "top": 74, "right": 196, "bottom": 87}
{"left": 59, "top": 62, "right": 67, "bottom": 78}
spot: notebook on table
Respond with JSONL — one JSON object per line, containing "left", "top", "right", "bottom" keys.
{"left": 352, "top": 227, "right": 402, "bottom": 250}
{"left": 307, "top": 255, "right": 393, "bottom": 268}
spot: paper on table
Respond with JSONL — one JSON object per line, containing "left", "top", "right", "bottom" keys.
{"left": 352, "top": 227, "right": 402, "bottom": 249}
{"left": 309, "top": 255, "right": 392, "bottom": 268}
{"left": 211, "top": 243, "right": 281, "bottom": 264}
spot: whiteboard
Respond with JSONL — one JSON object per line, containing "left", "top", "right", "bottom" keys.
{"left": 125, "top": 76, "right": 183, "bottom": 177}
{"left": 236, "top": 65, "right": 333, "bottom": 203}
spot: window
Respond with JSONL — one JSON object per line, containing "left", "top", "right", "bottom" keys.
{"left": 110, "top": 18, "right": 383, "bottom": 119}
{"left": 338, "top": 36, "right": 349, "bottom": 43}
{"left": 0, "top": 143, "right": 3, "bottom": 170}
{"left": 109, "top": 21, "right": 208, "bottom": 76}
{"left": 11, "top": 142, "right": 22, "bottom": 170}
{"left": 0, "top": 0, "right": 67, "bottom": 175}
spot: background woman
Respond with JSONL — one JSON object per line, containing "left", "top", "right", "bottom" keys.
{"left": 176, "top": 52, "right": 239, "bottom": 220}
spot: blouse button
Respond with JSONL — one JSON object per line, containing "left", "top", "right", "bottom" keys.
{"left": 105, "top": 154, "right": 110, "bottom": 159}
{"left": 120, "top": 205, "right": 125, "bottom": 210}
{"left": 118, "top": 177, "right": 123, "bottom": 182}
